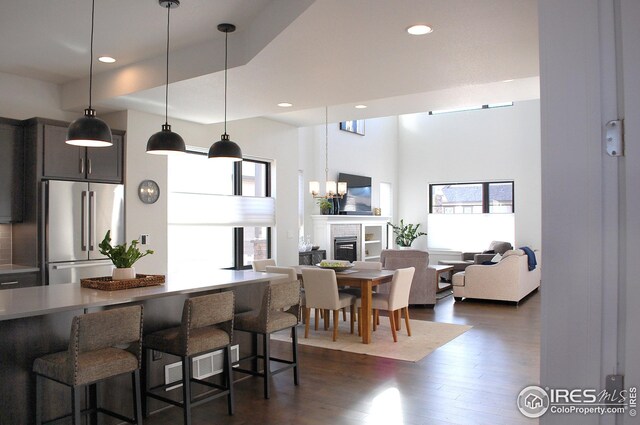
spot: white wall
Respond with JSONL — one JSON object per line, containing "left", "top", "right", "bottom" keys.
{"left": 397, "top": 100, "right": 542, "bottom": 251}
{"left": 300, "top": 116, "right": 399, "bottom": 246}
{"left": 205, "top": 117, "right": 301, "bottom": 266}
{"left": 0, "top": 72, "right": 76, "bottom": 121}
{"left": 115, "top": 111, "right": 300, "bottom": 274}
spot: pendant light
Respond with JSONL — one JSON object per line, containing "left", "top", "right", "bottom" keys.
{"left": 146, "top": 0, "right": 186, "bottom": 155}
{"left": 309, "top": 107, "right": 347, "bottom": 199}
{"left": 208, "top": 23, "right": 242, "bottom": 162}
{"left": 66, "top": 0, "right": 112, "bottom": 147}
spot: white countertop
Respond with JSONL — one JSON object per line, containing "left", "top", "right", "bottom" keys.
{"left": 0, "top": 269, "right": 285, "bottom": 321}
{"left": 0, "top": 264, "right": 40, "bottom": 275}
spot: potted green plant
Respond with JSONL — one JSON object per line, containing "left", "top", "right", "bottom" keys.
{"left": 99, "top": 230, "right": 154, "bottom": 280}
{"left": 387, "top": 219, "right": 427, "bottom": 248}
{"left": 317, "top": 198, "right": 333, "bottom": 215}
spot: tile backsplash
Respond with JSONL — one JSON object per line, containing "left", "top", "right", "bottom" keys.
{"left": 0, "top": 224, "right": 11, "bottom": 265}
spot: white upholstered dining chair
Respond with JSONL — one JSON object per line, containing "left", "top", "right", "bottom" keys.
{"left": 252, "top": 259, "right": 276, "bottom": 271}
{"left": 356, "top": 266, "right": 415, "bottom": 342}
{"left": 301, "top": 268, "right": 355, "bottom": 341}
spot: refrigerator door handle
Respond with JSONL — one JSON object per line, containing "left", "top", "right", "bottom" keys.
{"left": 81, "top": 190, "right": 88, "bottom": 251}
{"left": 89, "top": 191, "right": 96, "bottom": 251}
{"left": 51, "top": 261, "right": 112, "bottom": 270}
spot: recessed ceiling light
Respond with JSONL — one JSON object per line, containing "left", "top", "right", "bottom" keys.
{"left": 98, "top": 56, "right": 116, "bottom": 63}
{"left": 277, "top": 102, "right": 293, "bottom": 108}
{"left": 406, "top": 24, "right": 433, "bottom": 36}
{"left": 355, "top": 104, "right": 367, "bottom": 109}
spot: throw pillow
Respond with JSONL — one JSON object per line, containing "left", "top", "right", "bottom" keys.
{"left": 482, "top": 249, "right": 495, "bottom": 254}
{"left": 491, "top": 253, "right": 502, "bottom": 262}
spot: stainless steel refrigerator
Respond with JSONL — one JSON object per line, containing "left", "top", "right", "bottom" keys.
{"left": 43, "top": 180, "right": 125, "bottom": 284}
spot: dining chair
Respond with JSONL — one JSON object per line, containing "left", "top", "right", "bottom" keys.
{"left": 233, "top": 277, "right": 301, "bottom": 399}
{"left": 143, "top": 292, "right": 235, "bottom": 425}
{"left": 302, "top": 268, "right": 355, "bottom": 341}
{"left": 356, "top": 267, "right": 415, "bottom": 342}
{"left": 252, "top": 259, "right": 276, "bottom": 271}
{"left": 266, "top": 265, "right": 305, "bottom": 311}
{"left": 33, "top": 305, "right": 144, "bottom": 425}
{"left": 352, "top": 261, "right": 382, "bottom": 270}
{"left": 339, "top": 261, "right": 383, "bottom": 320}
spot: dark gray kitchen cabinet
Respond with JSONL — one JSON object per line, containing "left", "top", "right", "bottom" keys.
{"left": 0, "top": 272, "right": 38, "bottom": 290}
{"left": 42, "top": 123, "right": 123, "bottom": 183}
{"left": 0, "top": 119, "right": 24, "bottom": 222}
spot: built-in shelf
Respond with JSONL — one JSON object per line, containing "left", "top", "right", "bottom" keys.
{"left": 312, "top": 215, "right": 389, "bottom": 261}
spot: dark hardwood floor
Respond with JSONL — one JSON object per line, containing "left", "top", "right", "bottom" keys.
{"left": 143, "top": 291, "right": 540, "bottom": 425}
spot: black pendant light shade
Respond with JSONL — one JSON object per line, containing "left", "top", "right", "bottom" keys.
{"left": 66, "top": 0, "right": 112, "bottom": 147}
{"left": 208, "top": 133, "right": 242, "bottom": 161}
{"left": 147, "top": 0, "right": 185, "bottom": 155}
{"left": 208, "top": 23, "right": 242, "bottom": 161}
{"left": 67, "top": 108, "right": 113, "bottom": 147}
{"left": 147, "top": 123, "right": 186, "bottom": 155}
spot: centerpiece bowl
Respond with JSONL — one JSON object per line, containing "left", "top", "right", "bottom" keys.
{"left": 316, "top": 261, "right": 353, "bottom": 272}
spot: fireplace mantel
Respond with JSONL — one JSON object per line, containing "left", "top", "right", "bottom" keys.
{"left": 311, "top": 215, "right": 390, "bottom": 261}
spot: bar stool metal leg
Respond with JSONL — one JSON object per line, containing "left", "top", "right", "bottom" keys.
{"left": 132, "top": 370, "right": 143, "bottom": 424}
{"left": 71, "top": 386, "right": 81, "bottom": 425}
{"left": 225, "top": 345, "right": 234, "bottom": 415}
{"left": 182, "top": 355, "right": 193, "bottom": 425}
{"left": 292, "top": 327, "right": 300, "bottom": 386}
{"left": 263, "top": 333, "right": 271, "bottom": 399}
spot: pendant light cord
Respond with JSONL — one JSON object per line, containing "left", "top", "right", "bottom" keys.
{"left": 325, "top": 106, "right": 329, "bottom": 182}
{"left": 224, "top": 29, "right": 229, "bottom": 135}
{"left": 164, "top": 3, "right": 171, "bottom": 125}
{"left": 88, "top": 0, "right": 95, "bottom": 109}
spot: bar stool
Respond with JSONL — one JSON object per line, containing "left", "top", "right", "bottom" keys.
{"left": 143, "top": 291, "right": 235, "bottom": 425}
{"left": 33, "top": 305, "right": 144, "bottom": 425}
{"left": 233, "top": 277, "right": 301, "bottom": 399}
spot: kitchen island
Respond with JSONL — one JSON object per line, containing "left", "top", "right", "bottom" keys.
{"left": 0, "top": 269, "right": 286, "bottom": 425}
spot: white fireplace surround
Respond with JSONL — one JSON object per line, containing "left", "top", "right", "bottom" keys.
{"left": 311, "top": 215, "right": 390, "bottom": 261}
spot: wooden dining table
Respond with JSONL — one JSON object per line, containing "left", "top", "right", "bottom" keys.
{"left": 293, "top": 266, "right": 395, "bottom": 344}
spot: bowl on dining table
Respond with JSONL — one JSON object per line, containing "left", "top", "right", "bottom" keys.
{"left": 316, "top": 261, "right": 353, "bottom": 272}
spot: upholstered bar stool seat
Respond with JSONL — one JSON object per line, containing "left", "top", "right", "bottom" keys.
{"left": 33, "top": 305, "right": 144, "bottom": 425}
{"left": 233, "top": 274, "right": 301, "bottom": 399}
{"left": 143, "top": 291, "right": 235, "bottom": 425}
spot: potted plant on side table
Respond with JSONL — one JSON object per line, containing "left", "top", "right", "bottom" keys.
{"left": 388, "top": 219, "right": 427, "bottom": 248}
{"left": 99, "top": 230, "right": 154, "bottom": 280}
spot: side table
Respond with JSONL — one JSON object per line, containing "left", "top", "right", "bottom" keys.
{"left": 431, "top": 264, "right": 454, "bottom": 293}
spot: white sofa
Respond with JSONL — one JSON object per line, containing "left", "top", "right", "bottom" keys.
{"left": 452, "top": 249, "right": 540, "bottom": 303}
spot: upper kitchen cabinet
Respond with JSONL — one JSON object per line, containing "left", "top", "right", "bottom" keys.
{"left": 0, "top": 119, "right": 24, "bottom": 223}
{"left": 40, "top": 122, "right": 124, "bottom": 183}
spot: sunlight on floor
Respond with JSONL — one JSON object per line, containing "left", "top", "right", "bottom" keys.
{"left": 365, "top": 387, "right": 404, "bottom": 425}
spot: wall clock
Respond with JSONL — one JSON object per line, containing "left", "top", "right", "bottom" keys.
{"left": 138, "top": 180, "right": 160, "bottom": 204}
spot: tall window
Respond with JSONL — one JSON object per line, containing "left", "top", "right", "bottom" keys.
{"left": 168, "top": 151, "right": 272, "bottom": 274}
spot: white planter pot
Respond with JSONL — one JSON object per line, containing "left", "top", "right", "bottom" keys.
{"left": 397, "top": 246, "right": 413, "bottom": 250}
{"left": 112, "top": 267, "right": 136, "bottom": 281}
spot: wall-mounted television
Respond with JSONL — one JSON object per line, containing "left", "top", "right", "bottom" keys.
{"left": 337, "top": 173, "right": 372, "bottom": 215}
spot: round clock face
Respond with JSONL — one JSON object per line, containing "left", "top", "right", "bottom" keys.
{"left": 138, "top": 180, "right": 160, "bottom": 204}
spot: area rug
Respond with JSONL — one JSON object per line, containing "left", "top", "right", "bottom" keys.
{"left": 272, "top": 314, "right": 471, "bottom": 362}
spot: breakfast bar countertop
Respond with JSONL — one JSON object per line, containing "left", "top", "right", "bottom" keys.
{"left": 0, "top": 269, "right": 286, "bottom": 321}
{"left": 0, "top": 264, "right": 40, "bottom": 275}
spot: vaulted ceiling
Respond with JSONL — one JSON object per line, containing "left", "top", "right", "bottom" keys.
{"left": 0, "top": 0, "right": 539, "bottom": 126}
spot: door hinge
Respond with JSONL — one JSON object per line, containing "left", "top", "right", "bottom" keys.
{"left": 605, "top": 119, "right": 624, "bottom": 157}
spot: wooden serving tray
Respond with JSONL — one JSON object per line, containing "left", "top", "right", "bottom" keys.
{"left": 80, "top": 274, "right": 165, "bottom": 291}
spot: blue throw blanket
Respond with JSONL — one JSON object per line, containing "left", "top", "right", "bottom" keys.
{"left": 519, "top": 246, "right": 537, "bottom": 271}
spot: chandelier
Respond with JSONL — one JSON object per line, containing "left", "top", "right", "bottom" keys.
{"left": 309, "top": 107, "right": 347, "bottom": 199}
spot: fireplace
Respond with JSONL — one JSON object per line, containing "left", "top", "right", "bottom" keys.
{"left": 334, "top": 236, "right": 357, "bottom": 262}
